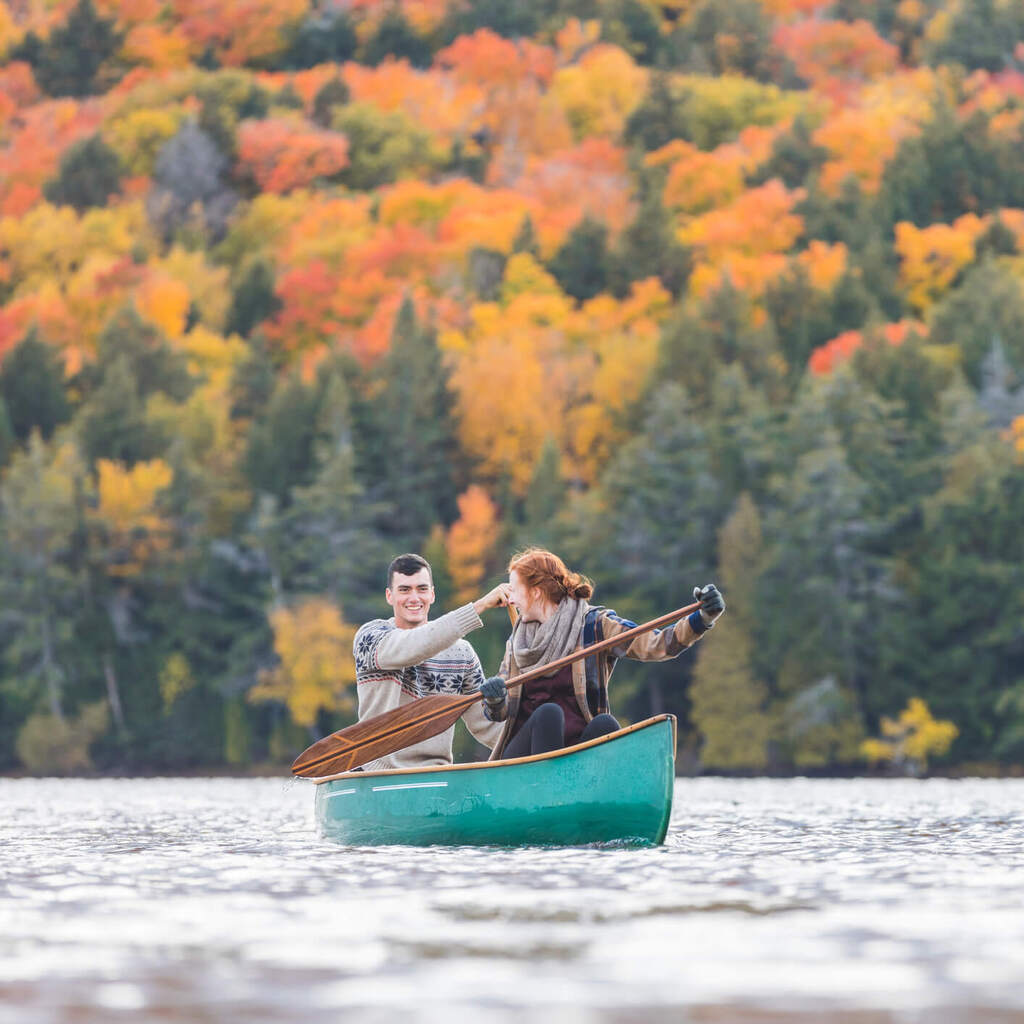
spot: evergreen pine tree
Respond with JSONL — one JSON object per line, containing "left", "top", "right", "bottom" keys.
{"left": 43, "top": 135, "right": 123, "bottom": 212}
{"left": 690, "top": 494, "right": 773, "bottom": 770}
{"left": 363, "top": 298, "right": 462, "bottom": 547}
{"left": 548, "top": 217, "right": 609, "bottom": 302}
{"left": 225, "top": 261, "right": 281, "bottom": 339}
{"left": 0, "top": 327, "right": 71, "bottom": 443}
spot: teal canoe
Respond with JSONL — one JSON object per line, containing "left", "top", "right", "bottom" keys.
{"left": 312, "top": 714, "right": 676, "bottom": 847}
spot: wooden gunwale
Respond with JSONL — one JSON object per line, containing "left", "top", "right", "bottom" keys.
{"left": 310, "top": 714, "right": 676, "bottom": 784}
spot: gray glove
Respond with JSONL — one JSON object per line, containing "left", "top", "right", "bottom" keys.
{"left": 693, "top": 584, "right": 725, "bottom": 627}
{"left": 479, "top": 676, "right": 508, "bottom": 722}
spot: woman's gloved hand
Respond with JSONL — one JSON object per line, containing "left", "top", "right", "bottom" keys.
{"left": 693, "top": 584, "right": 725, "bottom": 627}
{"left": 479, "top": 676, "right": 509, "bottom": 722}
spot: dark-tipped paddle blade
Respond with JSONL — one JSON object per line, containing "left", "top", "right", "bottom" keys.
{"left": 292, "top": 691, "right": 476, "bottom": 778}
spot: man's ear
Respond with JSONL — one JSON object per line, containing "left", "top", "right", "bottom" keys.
{"left": 384, "top": 587, "right": 394, "bottom": 606}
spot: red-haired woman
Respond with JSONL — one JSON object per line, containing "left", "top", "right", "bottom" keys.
{"left": 479, "top": 548, "right": 725, "bottom": 760}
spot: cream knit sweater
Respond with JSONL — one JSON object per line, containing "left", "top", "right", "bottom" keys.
{"left": 353, "top": 603, "right": 502, "bottom": 771}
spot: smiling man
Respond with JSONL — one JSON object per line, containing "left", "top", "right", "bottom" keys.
{"left": 352, "top": 553, "right": 508, "bottom": 770}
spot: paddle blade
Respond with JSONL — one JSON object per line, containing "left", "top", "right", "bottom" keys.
{"left": 291, "top": 692, "right": 476, "bottom": 778}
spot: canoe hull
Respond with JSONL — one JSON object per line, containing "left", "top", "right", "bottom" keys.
{"left": 314, "top": 715, "right": 675, "bottom": 847}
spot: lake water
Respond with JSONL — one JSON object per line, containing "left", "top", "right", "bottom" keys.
{"left": 1, "top": 777, "right": 1022, "bottom": 1024}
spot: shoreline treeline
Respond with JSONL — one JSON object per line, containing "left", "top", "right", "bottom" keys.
{"left": 0, "top": 0, "right": 1022, "bottom": 775}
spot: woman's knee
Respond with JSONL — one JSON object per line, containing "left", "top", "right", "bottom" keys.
{"left": 534, "top": 703, "right": 564, "bottom": 727}
{"left": 582, "top": 713, "right": 620, "bottom": 740}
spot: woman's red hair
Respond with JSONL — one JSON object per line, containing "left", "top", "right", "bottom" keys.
{"left": 508, "top": 548, "right": 593, "bottom": 605}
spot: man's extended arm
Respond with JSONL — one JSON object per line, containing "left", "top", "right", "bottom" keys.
{"left": 368, "top": 584, "right": 508, "bottom": 671}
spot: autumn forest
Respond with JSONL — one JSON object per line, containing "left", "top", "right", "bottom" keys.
{"left": 1, "top": 0, "right": 1023, "bottom": 775}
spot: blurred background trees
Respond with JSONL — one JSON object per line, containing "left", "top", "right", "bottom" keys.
{"left": 1, "top": 0, "right": 1022, "bottom": 775}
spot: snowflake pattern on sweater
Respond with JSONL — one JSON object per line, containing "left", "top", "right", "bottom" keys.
{"left": 354, "top": 619, "right": 485, "bottom": 697}
{"left": 352, "top": 611, "right": 499, "bottom": 771}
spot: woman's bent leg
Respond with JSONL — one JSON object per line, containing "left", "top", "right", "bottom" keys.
{"left": 501, "top": 703, "right": 565, "bottom": 759}
{"left": 579, "top": 713, "right": 620, "bottom": 742}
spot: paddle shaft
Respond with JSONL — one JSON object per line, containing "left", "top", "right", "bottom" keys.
{"left": 291, "top": 599, "right": 703, "bottom": 777}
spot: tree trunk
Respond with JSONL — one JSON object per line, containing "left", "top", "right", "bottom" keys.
{"left": 41, "top": 612, "right": 64, "bottom": 721}
{"left": 103, "top": 653, "right": 126, "bottom": 732}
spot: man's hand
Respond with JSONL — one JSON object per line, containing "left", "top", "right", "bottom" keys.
{"left": 693, "top": 584, "right": 725, "bottom": 627}
{"left": 479, "top": 676, "right": 509, "bottom": 722}
{"left": 473, "top": 583, "right": 510, "bottom": 616}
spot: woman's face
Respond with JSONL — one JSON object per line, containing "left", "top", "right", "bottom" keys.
{"left": 508, "top": 569, "right": 541, "bottom": 620}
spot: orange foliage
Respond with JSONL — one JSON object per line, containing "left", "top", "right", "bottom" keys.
{"left": 760, "top": 0, "right": 835, "bottom": 19}
{"left": 0, "top": 63, "right": 41, "bottom": 131}
{"left": 809, "top": 319, "right": 927, "bottom": 374}
{"left": 135, "top": 273, "right": 191, "bottom": 338}
{"left": 446, "top": 257, "right": 674, "bottom": 489}
{"left": 680, "top": 180, "right": 805, "bottom": 260}
{"left": 797, "top": 240, "right": 848, "bottom": 292}
{"left": 0, "top": 99, "right": 104, "bottom": 216}
{"left": 506, "top": 138, "right": 635, "bottom": 252}
{"left": 814, "top": 70, "right": 936, "bottom": 195}
{"left": 1009, "top": 415, "right": 1024, "bottom": 457}
{"left": 656, "top": 125, "right": 778, "bottom": 216}
{"left": 122, "top": 23, "right": 194, "bottom": 71}
{"left": 342, "top": 58, "right": 484, "bottom": 145}
{"left": 436, "top": 28, "right": 556, "bottom": 90}
{"left": 773, "top": 19, "right": 899, "bottom": 88}
{"left": 171, "top": 0, "right": 306, "bottom": 66}
{"left": 446, "top": 485, "right": 501, "bottom": 605}
{"left": 894, "top": 214, "right": 988, "bottom": 311}
{"left": 236, "top": 118, "right": 349, "bottom": 194}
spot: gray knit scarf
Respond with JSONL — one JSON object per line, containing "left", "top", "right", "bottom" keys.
{"left": 511, "top": 597, "right": 588, "bottom": 675}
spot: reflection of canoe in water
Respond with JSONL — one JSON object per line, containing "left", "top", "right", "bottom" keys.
{"left": 313, "top": 715, "right": 676, "bottom": 847}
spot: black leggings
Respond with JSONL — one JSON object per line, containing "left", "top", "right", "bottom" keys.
{"left": 500, "top": 703, "right": 620, "bottom": 759}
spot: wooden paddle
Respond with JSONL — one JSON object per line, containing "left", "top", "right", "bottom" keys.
{"left": 291, "top": 599, "right": 702, "bottom": 778}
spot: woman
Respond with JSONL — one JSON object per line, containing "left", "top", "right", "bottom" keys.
{"left": 480, "top": 548, "right": 725, "bottom": 760}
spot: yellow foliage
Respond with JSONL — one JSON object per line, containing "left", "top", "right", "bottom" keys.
{"left": 500, "top": 252, "right": 568, "bottom": 305}
{"left": 159, "top": 652, "right": 196, "bottom": 709}
{"left": 136, "top": 274, "right": 191, "bottom": 338}
{"left": 446, "top": 265, "right": 673, "bottom": 490}
{"left": 182, "top": 324, "right": 247, "bottom": 389}
{"left": 861, "top": 696, "right": 958, "bottom": 771}
{"left": 250, "top": 599, "right": 357, "bottom": 728}
{"left": 94, "top": 458, "right": 174, "bottom": 576}
{"left": 446, "top": 485, "right": 501, "bottom": 605}
{"left": 122, "top": 23, "right": 194, "bottom": 71}
{"left": 16, "top": 702, "right": 109, "bottom": 775}
{"left": 278, "top": 195, "right": 377, "bottom": 272}
{"left": 105, "top": 106, "right": 188, "bottom": 176}
{"left": 0, "top": 4, "right": 21, "bottom": 54}
{"left": 163, "top": 247, "right": 231, "bottom": 331}
{"left": 895, "top": 214, "right": 988, "bottom": 312}
{"left": 0, "top": 201, "right": 151, "bottom": 298}
{"left": 797, "top": 240, "right": 848, "bottom": 292}
{"left": 549, "top": 44, "right": 648, "bottom": 140}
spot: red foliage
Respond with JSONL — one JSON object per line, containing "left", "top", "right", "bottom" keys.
{"left": 435, "top": 28, "right": 556, "bottom": 89}
{"left": 236, "top": 118, "right": 349, "bottom": 194}
{"left": 809, "top": 320, "right": 926, "bottom": 374}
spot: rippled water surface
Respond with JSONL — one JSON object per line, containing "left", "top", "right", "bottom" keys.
{"left": 1, "top": 777, "right": 1023, "bottom": 1024}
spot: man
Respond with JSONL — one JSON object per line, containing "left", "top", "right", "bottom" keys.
{"left": 353, "top": 553, "right": 508, "bottom": 770}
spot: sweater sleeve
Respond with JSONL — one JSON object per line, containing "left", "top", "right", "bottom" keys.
{"left": 599, "top": 607, "right": 705, "bottom": 661}
{"left": 367, "top": 603, "right": 483, "bottom": 671}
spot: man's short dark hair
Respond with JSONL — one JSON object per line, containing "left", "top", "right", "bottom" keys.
{"left": 387, "top": 553, "right": 432, "bottom": 589}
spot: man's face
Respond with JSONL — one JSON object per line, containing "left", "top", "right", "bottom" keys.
{"left": 386, "top": 568, "right": 435, "bottom": 629}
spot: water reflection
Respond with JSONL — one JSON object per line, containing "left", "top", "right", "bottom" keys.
{"left": 1, "top": 777, "right": 1022, "bottom": 1023}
